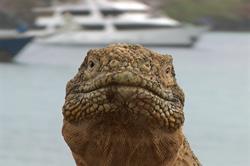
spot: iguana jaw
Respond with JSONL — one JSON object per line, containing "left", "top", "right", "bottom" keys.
{"left": 68, "top": 71, "right": 180, "bottom": 101}
{"left": 63, "top": 71, "right": 184, "bottom": 131}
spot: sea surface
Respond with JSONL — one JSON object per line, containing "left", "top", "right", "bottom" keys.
{"left": 0, "top": 32, "right": 249, "bottom": 166}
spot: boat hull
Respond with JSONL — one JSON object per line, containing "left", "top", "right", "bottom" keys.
{"left": 0, "top": 36, "right": 33, "bottom": 62}
{"left": 35, "top": 25, "right": 207, "bottom": 47}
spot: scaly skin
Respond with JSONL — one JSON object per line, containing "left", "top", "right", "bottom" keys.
{"left": 62, "top": 44, "right": 201, "bottom": 166}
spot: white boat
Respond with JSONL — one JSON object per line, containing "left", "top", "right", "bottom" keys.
{"left": 33, "top": 0, "right": 207, "bottom": 47}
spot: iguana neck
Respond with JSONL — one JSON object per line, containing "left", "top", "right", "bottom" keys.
{"left": 63, "top": 120, "right": 184, "bottom": 166}
{"left": 174, "top": 138, "right": 202, "bottom": 166}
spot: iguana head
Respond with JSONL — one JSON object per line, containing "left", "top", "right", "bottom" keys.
{"left": 63, "top": 44, "right": 185, "bottom": 132}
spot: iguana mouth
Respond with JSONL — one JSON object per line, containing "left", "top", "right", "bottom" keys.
{"left": 68, "top": 71, "right": 179, "bottom": 102}
{"left": 63, "top": 71, "right": 184, "bottom": 131}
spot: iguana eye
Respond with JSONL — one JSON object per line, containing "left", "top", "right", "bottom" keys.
{"left": 88, "top": 60, "right": 95, "bottom": 69}
{"left": 165, "top": 67, "right": 171, "bottom": 74}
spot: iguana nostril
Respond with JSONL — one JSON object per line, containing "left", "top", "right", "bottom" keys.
{"left": 109, "top": 59, "right": 119, "bottom": 68}
{"left": 140, "top": 62, "right": 151, "bottom": 72}
{"left": 112, "top": 71, "right": 134, "bottom": 83}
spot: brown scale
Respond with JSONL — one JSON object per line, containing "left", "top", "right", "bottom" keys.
{"left": 62, "top": 44, "right": 201, "bottom": 166}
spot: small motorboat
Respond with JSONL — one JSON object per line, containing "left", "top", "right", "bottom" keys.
{"left": 0, "top": 30, "right": 33, "bottom": 62}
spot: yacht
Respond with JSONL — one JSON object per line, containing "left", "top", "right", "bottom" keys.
{"left": 32, "top": 0, "right": 207, "bottom": 47}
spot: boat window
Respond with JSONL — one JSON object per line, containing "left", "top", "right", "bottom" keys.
{"left": 101, "top": 9, "right": 123, "bottom": 17}
{"left": 33, "top": 25, "right": 46, "bottom": 30}
{"left": 115, "top": 24, "right": 178, "bottom": 30}
{"left": 100, "top": 10, "right": 145, "bottom": 17}
{"left": 55, "top": 25, "right": 62, "bottom": 29}
{"left": 81, "top": 25, "right": 105, "bottom": 30}
{"left": 62, "top": 10, "right": 91, "bottom": 16}
{"left": 35, "top": 11, "right": 54, "bottom": 17}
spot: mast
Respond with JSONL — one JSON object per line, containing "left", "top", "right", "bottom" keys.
{"left": 85, "top": 0, "right": 103, "bottom": 19}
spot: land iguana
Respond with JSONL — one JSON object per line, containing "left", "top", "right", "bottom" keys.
{"left": 62, "top": 44, "right": 201, "bottom": 166}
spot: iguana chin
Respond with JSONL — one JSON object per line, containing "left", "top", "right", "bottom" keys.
{"left": 62, "top": 44, "right": 201, "bottom": 166}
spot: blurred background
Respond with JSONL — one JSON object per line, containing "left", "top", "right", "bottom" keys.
{"left": 0, "top": 0, "right": 249, "bottom": 165}
{"left": 0, "top": 0, "right": 250, "bottom": 30}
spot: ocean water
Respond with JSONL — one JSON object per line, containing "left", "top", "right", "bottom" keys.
{"left": 0, "top": 32, "right": 249, "bottom": 165}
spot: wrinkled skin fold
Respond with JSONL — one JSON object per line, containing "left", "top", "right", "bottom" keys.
{"left": 62, "top": 44, "right": 201, "bottom": 166}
